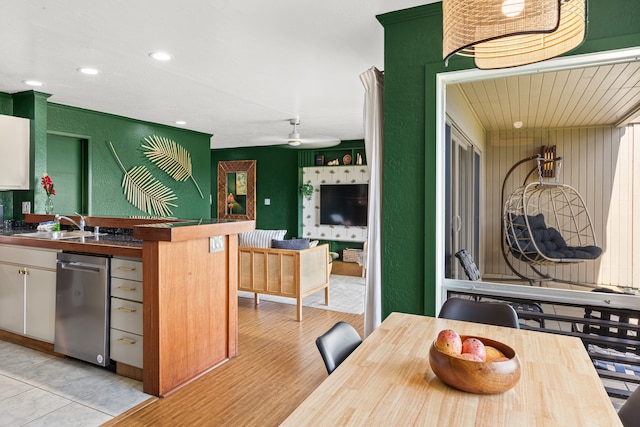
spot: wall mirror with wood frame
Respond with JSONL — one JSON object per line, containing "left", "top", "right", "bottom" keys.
{"left": 217, "top": 160, "right": 256, "bottom": 220}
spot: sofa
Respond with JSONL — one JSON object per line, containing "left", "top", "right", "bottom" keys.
{"left": 238, "top": 230, "right": 330, "bottom": 321}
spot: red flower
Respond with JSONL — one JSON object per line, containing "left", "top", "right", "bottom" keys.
{"left": 41, "top": 173, "right": 56, "bottom": 196}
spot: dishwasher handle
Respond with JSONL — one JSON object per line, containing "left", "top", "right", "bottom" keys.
{"left": 57, "top": 260, "right": 107, "bottom": 274}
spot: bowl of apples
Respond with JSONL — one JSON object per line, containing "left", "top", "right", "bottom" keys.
{"left": 429, "top": 329, "right": 521, "bottom": 394}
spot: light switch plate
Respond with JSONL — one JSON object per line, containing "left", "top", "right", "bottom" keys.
{"left": 21, "top": 201, "right": 31, "bottom": 214}
{"left": 264, "top": 198, "right": 271, "bottom": 205}
{"left": 210, "top": 236, "right": 224, "bottom": 253}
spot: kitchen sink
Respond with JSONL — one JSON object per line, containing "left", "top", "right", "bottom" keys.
{"left": 14, "top": 230, "right": 105, "bottom": 240}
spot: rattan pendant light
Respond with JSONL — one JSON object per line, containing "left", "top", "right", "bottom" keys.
{"left": 443, "top": 0, "right": 587, "bottom": 69}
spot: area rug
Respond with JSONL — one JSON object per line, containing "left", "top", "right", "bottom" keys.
{"left": 238, "top": 274, "right": 365, "bottom": 315}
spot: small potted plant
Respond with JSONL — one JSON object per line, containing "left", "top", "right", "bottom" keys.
{"left": 300, "top": 183, "right": 314, "bottom": 200}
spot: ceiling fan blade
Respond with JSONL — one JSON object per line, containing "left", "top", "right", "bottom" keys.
{"left": 252, "top": 135, "right": 340, "bottom": 149}
{"left": 251, "top": 118, "right": 340, "bottom": 149}
{"left": 296, "top": 137, "right": 341, "bottom": 149}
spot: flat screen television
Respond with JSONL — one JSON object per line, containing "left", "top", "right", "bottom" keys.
{"left": 320, "top": 184, "right": 368, "bottom": 226}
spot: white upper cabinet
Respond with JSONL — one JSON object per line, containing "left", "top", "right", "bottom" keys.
{"left": 0, "top": 114, "right": 30, "bottom": 190}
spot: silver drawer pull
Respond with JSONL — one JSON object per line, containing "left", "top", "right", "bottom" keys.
{"left": 117, "top": 306, "right": 137, "bottom": 313}
{"left": 117, "top": 285, "right": 137, "bottom": 291}
{"left": 118, "top": 266, "right": 137, "bottom": 271}
{"left": 117, "top": 338, "right": 137, "bottom": 345}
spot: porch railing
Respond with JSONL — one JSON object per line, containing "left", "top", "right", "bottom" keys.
{"left": 444, "top": 283, "right": 639, "bottom": 400}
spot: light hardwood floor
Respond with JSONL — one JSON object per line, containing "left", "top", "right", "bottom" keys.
{"left": 106, "top": 297, "right": 364, "bottom": 426}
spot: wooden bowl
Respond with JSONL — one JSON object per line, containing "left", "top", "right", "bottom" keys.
{"left": 429, "top": 335, "right": 521, "bottom": 394}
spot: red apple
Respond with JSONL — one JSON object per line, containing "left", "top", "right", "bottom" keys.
{"left": 461, "top": 338, "right": 486, "bottom": 362}
{"left": 435, "top": 329, "right": 462, "bottom": 355}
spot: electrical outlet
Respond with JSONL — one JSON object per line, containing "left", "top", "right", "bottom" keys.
{"left": 210, "top": 236, "right": 224, "bottom": 253}
{"left": 21, "top": 202, "right": 31, "bottom": 214}
{"left": 264, "top": 198, "right": 271, "bottom": 206}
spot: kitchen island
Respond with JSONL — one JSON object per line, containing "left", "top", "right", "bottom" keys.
{"left": 0, "top": 215, "right": 255, "bottom": 397}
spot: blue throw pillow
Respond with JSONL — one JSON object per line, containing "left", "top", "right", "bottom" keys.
{"left": 271, "top": 238, "right": 310, "bottom": 250}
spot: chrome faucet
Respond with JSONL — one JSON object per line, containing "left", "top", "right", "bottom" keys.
{"left": 55, "top": 213, "right": 86, "bottom": 232}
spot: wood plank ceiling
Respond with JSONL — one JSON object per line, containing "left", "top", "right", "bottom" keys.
{"left": 457, "top": 61, "right": 640, "bottom": 132}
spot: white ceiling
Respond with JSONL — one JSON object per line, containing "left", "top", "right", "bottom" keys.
{"left": 458, "top": 61, "right": 640, "bottom": 131}
{"left": 0, "top": 0, "right": 435, "bottom": 149}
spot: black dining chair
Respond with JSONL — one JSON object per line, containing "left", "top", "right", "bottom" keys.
{"left": 315, "top": 321, "right": 362, "bottom": 374}
{"left": 618, "top": 386, "right": 640, "bottom": 427}
{"left": 438, "top": 297, "right": 520, "bottom": 329}
{"left": 454, "top": 249, "right": 545, "bottom": 328}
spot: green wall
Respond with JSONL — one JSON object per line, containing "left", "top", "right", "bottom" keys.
{"left": 210, "top": 140, "right": 366, "bottom": 240}
{"left": 0, "top": 93, "right": 12, "bottom": 115}
{"left": 0, "top": 91, "right": 48, "bottom": 219}
{"left": 2, "top": 93, "right": 212, "bottom": 220}
{"left": 378, "top": 1, "right": 640, "bottom": 317}
{"left": 47, "top": 104, "right": 212, "bottom": 219}
{"left": 210, "top": 146, "right": 300, "bottom": 237}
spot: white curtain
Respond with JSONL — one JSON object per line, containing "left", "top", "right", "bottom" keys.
{"left": 359, "top": 67, "right": 383, "bottom": 337}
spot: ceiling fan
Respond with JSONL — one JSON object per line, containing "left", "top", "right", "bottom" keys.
{"left": 256, "top": 118, "right": 340, "bottom": 149}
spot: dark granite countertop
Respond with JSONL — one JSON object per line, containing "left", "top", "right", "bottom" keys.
{"left": 0, "top": 226, "right": 143, "bottom": 257}
{"left": 0, "top": 218, "right": 254, "bottom": 256}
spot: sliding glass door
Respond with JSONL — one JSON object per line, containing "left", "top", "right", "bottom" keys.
{"left": 445, "top": 123, "right": 481, "bottom": 280}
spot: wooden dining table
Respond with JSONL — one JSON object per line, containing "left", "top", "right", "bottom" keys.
{"left": 282, "top": 312, "right": 621, "bottom": 426}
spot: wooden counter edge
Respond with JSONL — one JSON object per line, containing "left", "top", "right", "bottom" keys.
{"left": 133, "top": 220, "right": 255, "bottom": 242}
{"left": 0, "top": 235, "right": 141, "bottom": 258}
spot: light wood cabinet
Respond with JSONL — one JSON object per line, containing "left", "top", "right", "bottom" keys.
{"left": 0, "top": 245, "right": 58, "bottom": 342}
{"left": 110, "top": 257, "right": 143, "bottom": 369}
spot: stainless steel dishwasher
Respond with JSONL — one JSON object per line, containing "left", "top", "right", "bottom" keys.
{"left": 55, "top": 252, "right": 110, "bottom": 366}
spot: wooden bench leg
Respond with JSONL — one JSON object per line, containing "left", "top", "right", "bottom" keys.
{"left": 296, "top": 296, "right": 302, "bottom": 322}
{"left": 325, "top": 286, "right": 330, "bottom": 306}
{"left": 254, "top": 293, "right": 260, "bottom": 305}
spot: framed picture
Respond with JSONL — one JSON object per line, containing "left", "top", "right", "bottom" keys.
{"left": 315, "top": 154, "right": 325, "bottom": 166}
{"left": 235, "top": 171, "right": 247, "bottom": 195}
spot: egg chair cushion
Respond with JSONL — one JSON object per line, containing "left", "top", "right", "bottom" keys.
{"left": 509, "top": 214, "right": 602, "bottom": 261}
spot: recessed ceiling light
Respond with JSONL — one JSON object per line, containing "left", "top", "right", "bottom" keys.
{"left": 23, "top": 80, "right": 43, "bottom": 87}
{"left": 175, "top": 120, "right": 187, "bottom": 125}
{"left": 149, "top": 51, "right": 173, "bottom": 61}
{"left": 78, "top": 67, "right": 100, "bottom": 75}
{"left": 513, "top": 121, "right": 523, "bottom": 129}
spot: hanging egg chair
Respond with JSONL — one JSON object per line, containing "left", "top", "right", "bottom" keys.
{"left": 501, "top": 155, "right": 602, "bottom": 281}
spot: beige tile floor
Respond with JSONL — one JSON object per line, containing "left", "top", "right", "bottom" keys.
{"left": 0, "top": 340, "right": 151, "bottom": 426}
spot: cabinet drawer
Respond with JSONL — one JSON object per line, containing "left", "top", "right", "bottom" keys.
{"left": 111, "top": 277, "right": 143, "bottom": 302}
{"left": 111, "top": 258, "right": 142, "bottom": 282}
{"left": 0, "top": 245, "right": 58, "bottom": 269}
{"left": 110, "top": 328, "right": 143, "bottom": 369}
{"left": 110, "top": 297, "right": 143, "bottom": 335}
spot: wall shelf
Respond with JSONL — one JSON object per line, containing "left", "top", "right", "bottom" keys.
{"left": 298, "top": 141, "right": 366, "bottom": 168}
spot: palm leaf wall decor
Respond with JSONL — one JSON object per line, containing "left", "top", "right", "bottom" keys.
{"left": 108, "top": 141, "right": 178, "bottom": 217}
{"left": 141, "top": 135, "right": 204, "bottom": 198}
